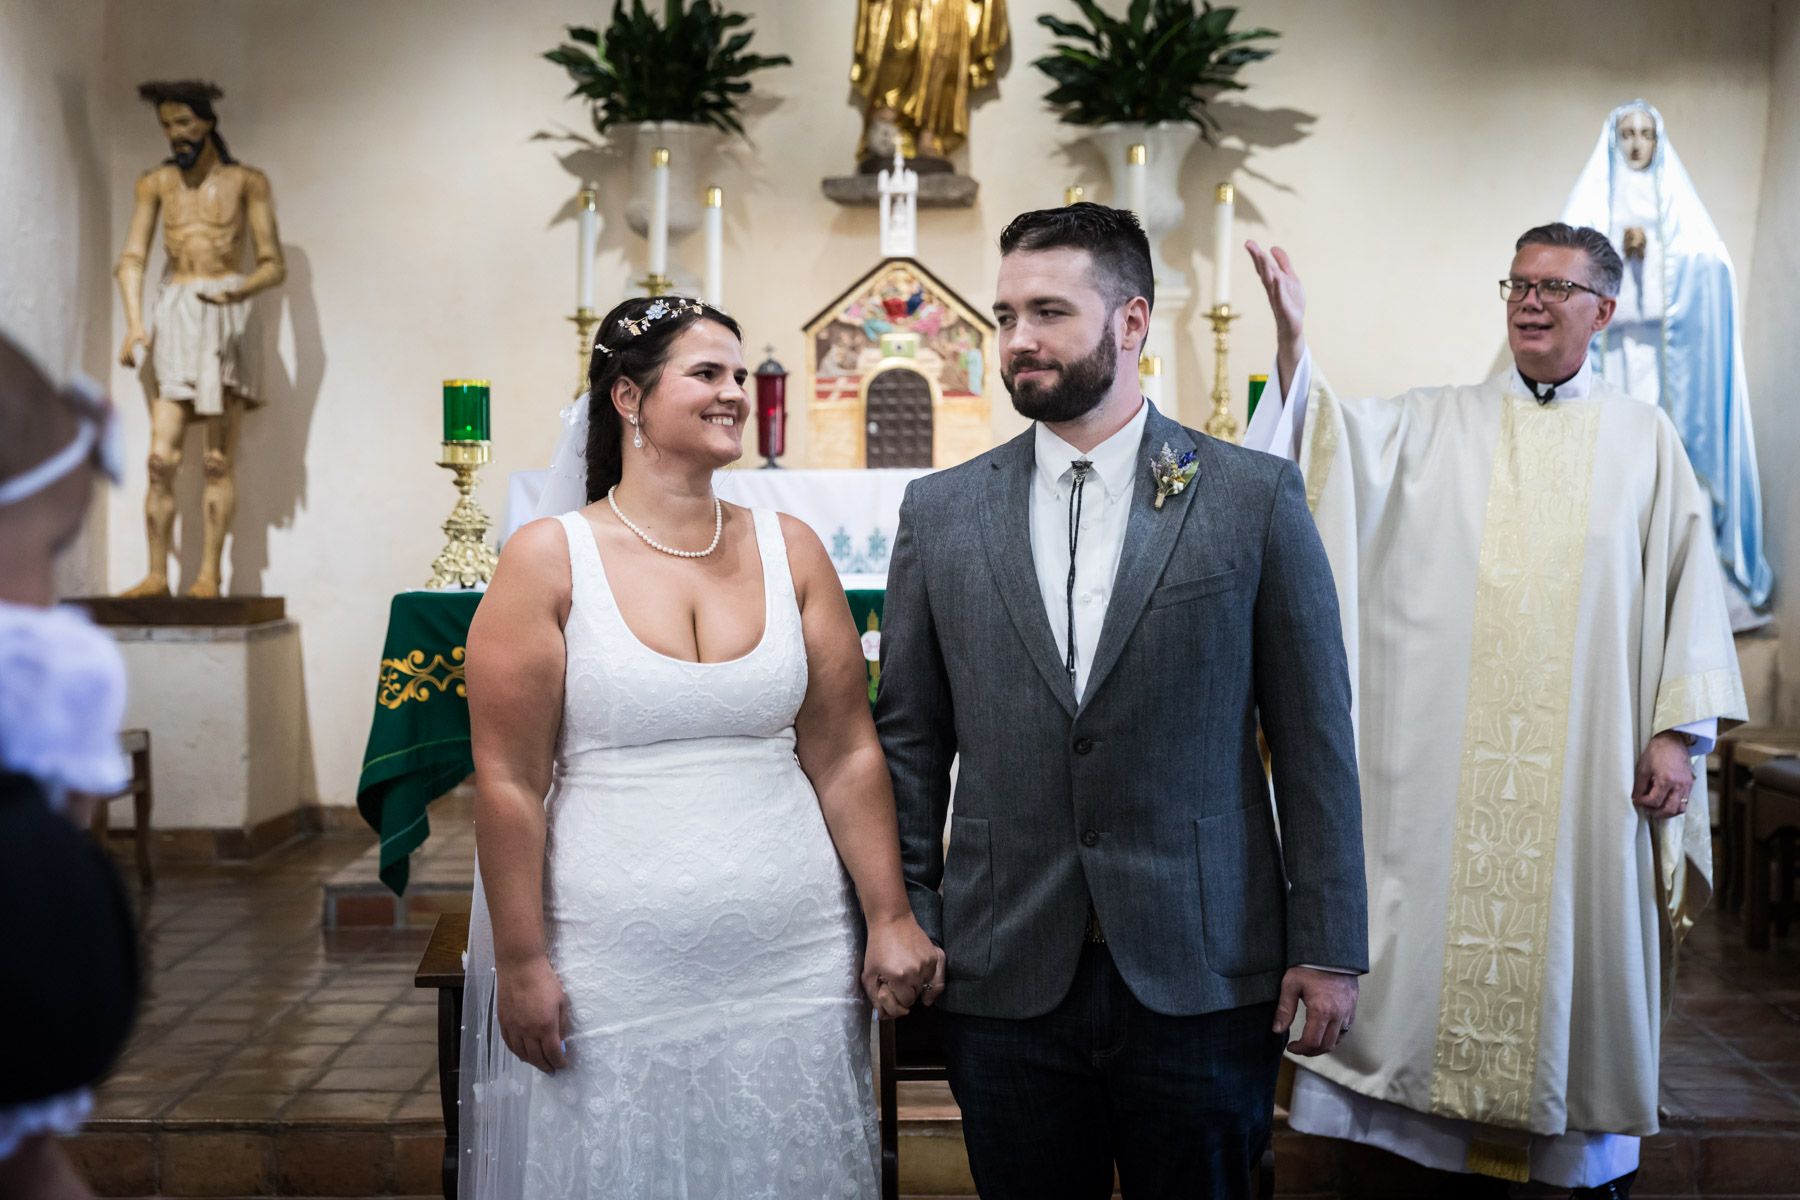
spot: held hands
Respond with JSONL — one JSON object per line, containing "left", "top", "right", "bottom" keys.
{"left": 497, "top": 956, "right": 571, "bottom": 1075}
{"left": 1274, "top": 966, "right": 1359, "bottom": 1057}
{"left": 1633, "top": 730, "right": 1697, "bottom": 819}
{"left": 861, "top": 913, "right": 944, "bottom": 1019}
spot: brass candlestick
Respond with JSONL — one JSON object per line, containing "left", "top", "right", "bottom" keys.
{"left": 638, "top": 272, "right": 674, "bottom": 297}
{"left": 1204, "top": 304, "right": 1240, "bottom": 443}
{"left": 570, "top": 307, "right": 600, "bottom": 397}
{"left": 426, "top": 440, "right": 498, "bottom": 589}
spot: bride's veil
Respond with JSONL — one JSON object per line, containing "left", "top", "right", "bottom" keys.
{"left": 458, "top": 393, "right": 592, "bottom": 1192}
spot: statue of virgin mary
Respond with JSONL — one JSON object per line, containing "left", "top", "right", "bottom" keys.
{"left": 1561, "top": 99, "right": 1773, "bottom": 627}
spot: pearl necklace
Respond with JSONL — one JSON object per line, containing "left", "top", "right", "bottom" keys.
{"left": 607, "top": 487, "right": 723, "bottom": 559}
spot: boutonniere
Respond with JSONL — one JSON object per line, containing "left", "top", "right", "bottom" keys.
{"left": 1150, "top": 443, "right": 1198, "bottom": 510}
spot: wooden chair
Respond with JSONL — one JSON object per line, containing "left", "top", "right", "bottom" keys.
{"left": 1715, "top": 726, "right": 1800, "bottom": 913}
{"left": 1744, "top": 759, "right": 1800, "bottom": 949}
{"left": 875, "top": 1005, "right": 1274, "bottom": 1200}
{"left": 91, "top": 728, "right": 153, "bottom": 888}
{"left": 416, "top": 911, "right": 469, "bottom": 1200}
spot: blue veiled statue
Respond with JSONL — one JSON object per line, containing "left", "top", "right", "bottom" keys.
{"left": 1561, "top": 99, "right": 1773, "bottom": 628}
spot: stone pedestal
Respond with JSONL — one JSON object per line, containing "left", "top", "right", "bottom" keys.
{"left": 108, "top": 617, "right": 313, "bottom": 855}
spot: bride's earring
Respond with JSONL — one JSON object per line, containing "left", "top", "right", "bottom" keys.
{"left": 629, "top": 412, "right": 642, "bottom": 449}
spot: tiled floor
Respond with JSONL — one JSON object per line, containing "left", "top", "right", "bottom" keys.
{"left": 66, "top": 830, "right": 446, "bottom": 1198}
{"left": 63, "top": 803, "right": 1800, "bottom": 1199}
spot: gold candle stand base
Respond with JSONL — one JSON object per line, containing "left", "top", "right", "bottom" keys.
{"left": 1204, "top": 304, "right": 1241, "bottom": 443}
{"left": 426, "top": 440, "right": 499, "bottom": 589}
{"left": 571, "top": 307, "right": 600, "bottom": 397}
{"left": 639, "top": 272, "right": 674, "bottom": 298}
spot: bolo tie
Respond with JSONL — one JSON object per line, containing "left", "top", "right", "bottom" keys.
{"left": 1065, "top": 459, "right": 1094, "bottom": 685}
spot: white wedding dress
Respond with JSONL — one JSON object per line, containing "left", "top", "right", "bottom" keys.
{"left": 460, "top": 507, "right": 878, "bottom": 1199}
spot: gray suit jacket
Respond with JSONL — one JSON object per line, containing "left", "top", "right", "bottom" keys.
{"left": 874, "top": 403, "right": 1366, "bottom": 1019}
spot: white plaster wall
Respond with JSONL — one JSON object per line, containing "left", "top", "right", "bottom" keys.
{"left": 0, "top": 0, "right": 113, "bottom": 595}
{"left": 91, "top": 0, "right": 1777, "bottom": 807}
{"left": 1746, "top": 0, "right": 1800, "bottom": 721}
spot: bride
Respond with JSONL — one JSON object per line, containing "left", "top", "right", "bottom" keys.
{"left": 460, "top": 296, "right": 941, "bottom": 1197}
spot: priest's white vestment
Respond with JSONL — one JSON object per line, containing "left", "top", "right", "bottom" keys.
{"left": 1245, "top": 351, "right": 1745, "bottom": 1185}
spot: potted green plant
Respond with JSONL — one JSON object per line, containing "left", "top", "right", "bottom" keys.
{"left": 545, "top": 0, "right": 790, "bottom": 239}
{"left": 1033, "top": 0, "right": 1277, "bottom": 284}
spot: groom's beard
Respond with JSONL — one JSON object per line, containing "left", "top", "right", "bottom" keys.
{"left": 1003, "top": 324, "right": 1118, "bottom": 424}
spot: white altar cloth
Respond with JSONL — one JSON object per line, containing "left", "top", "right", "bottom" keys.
{"left": 504, "top": 467, "right": 933, "bottom": 589}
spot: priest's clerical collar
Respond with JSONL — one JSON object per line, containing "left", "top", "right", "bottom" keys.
{"left": 1510, "top": 357, "right": 1593, "bottom": 405}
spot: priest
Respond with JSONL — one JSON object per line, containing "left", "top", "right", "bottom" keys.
{"left": 1242, "top": 223, "right": 1745, "bottom": 1199}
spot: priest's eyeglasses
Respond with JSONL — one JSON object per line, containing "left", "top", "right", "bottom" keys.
{"left": 1500, "top": 277, "right": 1602, "bottom": 304}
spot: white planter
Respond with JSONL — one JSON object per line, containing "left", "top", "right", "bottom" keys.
{"left": 623, "top": 120, "right": 719, "bottom": 241}
{"left": 1086, "top": 121, "right": 1203, "bottom": 290}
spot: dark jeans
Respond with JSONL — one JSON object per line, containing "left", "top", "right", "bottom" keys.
{"left": 942, "top": 941, "right": 1286, "bottom": 1200}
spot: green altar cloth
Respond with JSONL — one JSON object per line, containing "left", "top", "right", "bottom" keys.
{"left": 357, "top": 585, "right": 884, "bottom": 895}
{"left": 845, "top": 589, "right": 885, "bottom": 704}
{"left": 356, "top": 590, "right": 482, "bottom": 895}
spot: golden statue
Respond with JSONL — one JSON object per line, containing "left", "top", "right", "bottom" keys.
{"left": 115, "top": 81, "right": 285, "bottom": 598}
{"left": 851, "top": 0, "right": 1008, "bottom": 164}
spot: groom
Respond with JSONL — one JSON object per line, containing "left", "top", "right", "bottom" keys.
{"left": 875, "top": 204, "right": 1367, "bottom": 1198}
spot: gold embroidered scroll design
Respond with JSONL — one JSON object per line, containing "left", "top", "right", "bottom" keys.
{"left": 1651, "top": 667, "right": 1745, "bottom": 735}
{"left": 1304, "top": 379, "right": 1341, "bottom": 517}
{"left": 1429, "top": 395, "right": 1600, "bottom": 1129}
{"left": 378, "top": 647, "right": 468, "bottom": 709}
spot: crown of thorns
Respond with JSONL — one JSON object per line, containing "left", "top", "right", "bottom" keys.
{"left": 594, "top": 298, "right": 710, "bottom": 356}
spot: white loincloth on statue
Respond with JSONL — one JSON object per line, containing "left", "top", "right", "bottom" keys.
{"left": 151, "top": 273, "right": 257, "bottom": 415}
{"left": 1289, "top": 1068, "right": 1639, "bottom": 1188}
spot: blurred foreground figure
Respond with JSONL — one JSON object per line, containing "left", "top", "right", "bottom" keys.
{"left": 0, "top": 334, "right": 136, "bottom": 1200}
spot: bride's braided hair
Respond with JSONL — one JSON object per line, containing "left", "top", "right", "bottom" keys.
{"left": 584, "top": 297, "right": 742, "bottom": 503}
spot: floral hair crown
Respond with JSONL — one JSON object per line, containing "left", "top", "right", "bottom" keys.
{"left": 593, "top": 298, "right": 711, "bottom": 356}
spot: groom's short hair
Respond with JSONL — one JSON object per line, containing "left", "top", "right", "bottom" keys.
{"left": 999, "top": 204, "right": 1155, "bottom": 316}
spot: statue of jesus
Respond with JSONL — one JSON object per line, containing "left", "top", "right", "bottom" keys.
{"left": 115, "top": 80, "right": 285, "bottom": 598}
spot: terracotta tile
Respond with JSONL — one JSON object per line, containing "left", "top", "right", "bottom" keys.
{"left": 1272, "top": 1128, "right": 1339, "bottom": 1193}
{"left": 58, "top": 1132, "right": 156, "bottom": 1196}
{"left": 1661, "top": 1062, "right": 1776, "bottom": 1090}
{"left": 221, "top": 1042, "right": 338, "bottom": 1068}
{"left": 99, "top": 1065, "right": 211, "bottom": 1093}
{"left": 373, "top": 1022, "right": 440, "bottom": 1043}
{"left": 332, "top": 895, "right": 399, "bottom": 927}
{"left": 162, "top": 1020, "right": 257, "bottom": 1045}
{"left": 333, "top": 1040, "right": 435, "bottom": 1068}
{"left": 262, "top": 1019, "right": 364, "bottom": 1044}
{"left": 206, "top": 1066, "right": 324, "bottom": 1093}
{"left": 290, "top": 1001, "right": 390, "bottom": 1024}
{"left": 89, "top": 1091, "right": 176, "bottom": 1120}
{"left": 275, "top": 1129, "right": 388, "bottom": 1195}
{"left": 1698, "top": 1131, "right": 1800, "bottom": 1193}
{"left": 314, "top": 1065, "right": 430, "bottom": 1091}
{"left": 161, "top": 1130, "right": 271, "bottom": 1195}
{"left": 1635, "top": 1132, "right": 1696, "bottom": 1194}
{"left": 392, "top": 1091, "right": 445, "bottom": 1121}
{"left": 284, "top": 1090, "right": 407, "bottom": 1121}
{"left": 396, "top": 1132, "right": 448, "bottom": 1194}
{"left": 1668, "top": 1086, "right": 1800, "bottom": 1126}
{"left": 1724, "top": 1026, "right": 1800, "bottom": 1064}
{"left": 166, "top": 1090, "right": 290, "bottom": 1121}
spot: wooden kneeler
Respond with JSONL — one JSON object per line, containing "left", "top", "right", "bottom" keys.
{"left": 416, "top": 911, "right": 468, "bottom": 1200}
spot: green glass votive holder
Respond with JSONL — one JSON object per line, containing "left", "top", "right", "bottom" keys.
{"left": 443, "top": 380, "right": 490, "bottom": 442}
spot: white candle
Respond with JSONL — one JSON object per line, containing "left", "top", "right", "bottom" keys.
{"left": 576, "top": 188, "right": 597, "bottom": 310}
{"left": 1212, "top": 182, "right": 1235, "bottom": 308}
{"left": 703, "top": 186, "right": 723, "bottom": 308}
{"left": 648, "top": 146, "right": 670, "bottom": 279}
{"left": 1126, "top": 143, "right": 1147, "bottom": 223}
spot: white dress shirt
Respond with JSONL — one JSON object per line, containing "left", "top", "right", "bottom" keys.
{"left": 1242, "top": 349, "right": 1716, "bottom": 755}
{"left": 1028, "top": 400, "right": 1149, "bottom": 703}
